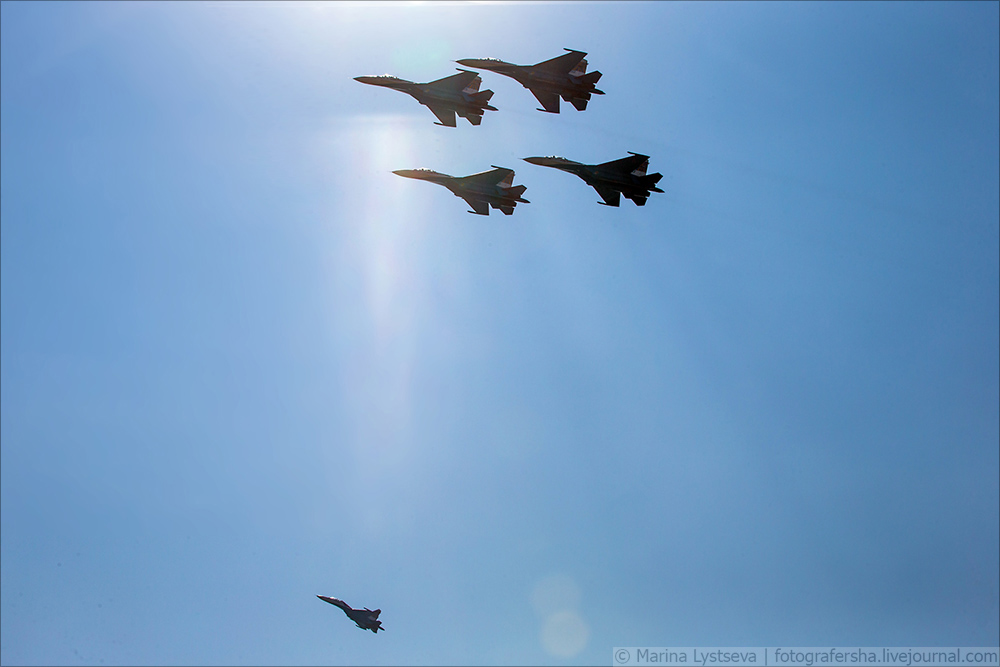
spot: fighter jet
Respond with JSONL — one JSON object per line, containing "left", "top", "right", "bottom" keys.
{"left": 392, "top": 166, "right": 529, "bottom": 216}
{"left": 456, "top": 49, "right": 603, "bottom": 114}
{"left": 317, "top": 595, "right": 384, "bottom": 633}
{"left": 354, "top": 69, "right": 497, "bottom": 127}
{"left": 523, "top": 153, "right": 664, "bottom": 207}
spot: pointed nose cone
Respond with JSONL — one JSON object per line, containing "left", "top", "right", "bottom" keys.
{"left": 393, "top": 169, "right": 448, "bottom": 181}
{"left": 354, "top": 75, "right": 406, "bottom": 88}
{"left": 455, "top": 58, "right": 503, "bottom": 70}
{"left": 523, "top": 156, "right": 577, "bottom": 169}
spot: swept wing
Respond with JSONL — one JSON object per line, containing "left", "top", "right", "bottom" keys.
{"left": 530, "top": 49, "right": 588, "bottom": 75}
{"left": 594, "top": 185, "right": 622, "bottom": 207}
{"left": 530, "top": 89, "right": 561, "bottom": 113}
{"left": 427, "top": 69, "right": 482, "bottom": 93}
{"left": 462, "top": 197, "right": 491, "bottom": 216}
{"left": 598, "top": 153, "right": 651, "bottom": 176}
{"left": 459, "top": 167, "right": 515, "bottom": 188}
{"left": 427, "top": 105, "right": 457, "bottom": 127}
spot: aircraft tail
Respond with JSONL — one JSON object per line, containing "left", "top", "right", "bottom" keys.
{"left": 505, "top": 184, "right": 529, "bottom": 202}
{"left": 469, "top": 89, "right": 495, "bottom": 106}
{"left": 576, "top": 70, "right": 603, "bottom": 86}
{"left": 640, "top": 173, "right": 664, "bottom": 192}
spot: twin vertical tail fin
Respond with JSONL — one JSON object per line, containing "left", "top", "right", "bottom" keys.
{"left": 462, "top": 77, "right": 481, "bottom": 94}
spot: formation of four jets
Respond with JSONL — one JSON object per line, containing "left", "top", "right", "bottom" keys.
{"left": 354, "top": 48, "right": 664, "bottom": 216}
{"left": 320, "top": 49, "right": 662, "bottom": 636}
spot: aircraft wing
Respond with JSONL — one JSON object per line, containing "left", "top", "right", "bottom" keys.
{"left": 594, "top": 185, "right": 621, "bottom": 207}
{"left": 427, "top": 105, "right": 457, "bottom": 127}
{"left": 531, "top": 49, "right": 588, "bottom": 75}
{"left": 529, "top": 88, "right": 561, "bottom": 113}
{"left": 462, "top": 196, "right": 490, "bottom": 216}
{"left": 460, "top": 167, "right": 515, "bottom": 188}
{"left": 428, "top": 69, "right": 482, "bottom": 93}
{"left": 598, "top": 153, "right": 650, "bottom": 176}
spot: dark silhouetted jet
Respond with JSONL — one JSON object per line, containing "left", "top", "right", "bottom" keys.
{"left": 523, "top": 153, "right": 664, "bottom": 207}
{"left": 456, "top": 49, "right": 603, "bottom": 113}
{"left": 317, "top": 595, "right": 384, "bottom": 633}
{"left": 354, "top": 70, "right": 497, "bottom": 127}
{"left": 393, "top": 166, "right": 529, "bottom": 215}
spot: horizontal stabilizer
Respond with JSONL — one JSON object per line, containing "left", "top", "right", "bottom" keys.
{"left": 505, "top": 184, "right": 528, "bottom": 201}
{"left": 575, "top": 70, "right": 603, "bottom": 85}
{"left": 468, "top": 89, "right": 495, "bottom": 106}
{"left": 640, "top": 173, "right": 663, "bottom": 189}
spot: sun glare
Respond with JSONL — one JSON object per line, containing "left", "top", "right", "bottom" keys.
{"left": 314, "top": 113, "right": 441, "bottom": 510}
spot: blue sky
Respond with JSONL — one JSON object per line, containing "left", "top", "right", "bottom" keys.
{"left": 2, "top": 1, "right": 998, "bottom": 665}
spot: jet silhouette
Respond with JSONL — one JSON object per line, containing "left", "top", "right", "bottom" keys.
{"left": 456, "top": 49, "right": 603, "bottom": 113}
{"left": 317, "top": 595, "right": 384, "bottom": 633}
{"left": 523, "top": 153, "right": 664, "bottom": 207}
{"left": 393, "top": 166, "right": 529, "bottom": 216}
{"left": 354, "top": 70, "right": 497, "bottom": 127}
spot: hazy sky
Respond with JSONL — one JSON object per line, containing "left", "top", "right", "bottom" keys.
{"left": 2, "top": 2, "right": 998, "bottom": 665}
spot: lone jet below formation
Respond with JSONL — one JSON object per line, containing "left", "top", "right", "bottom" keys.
{"left": 523, "top": 153, "right": 664, "bottom": 207}
{"left": 393, "top": 167, "right": 529, "bottom": 215}
{"left": 354, "top": 70, "right": 497, "bottom": 127}
{"left": 457, "top": 49, "right": 603, "bottom": 113}
{"left": 317, "top": 595, "right": 384, "bottom": 633}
